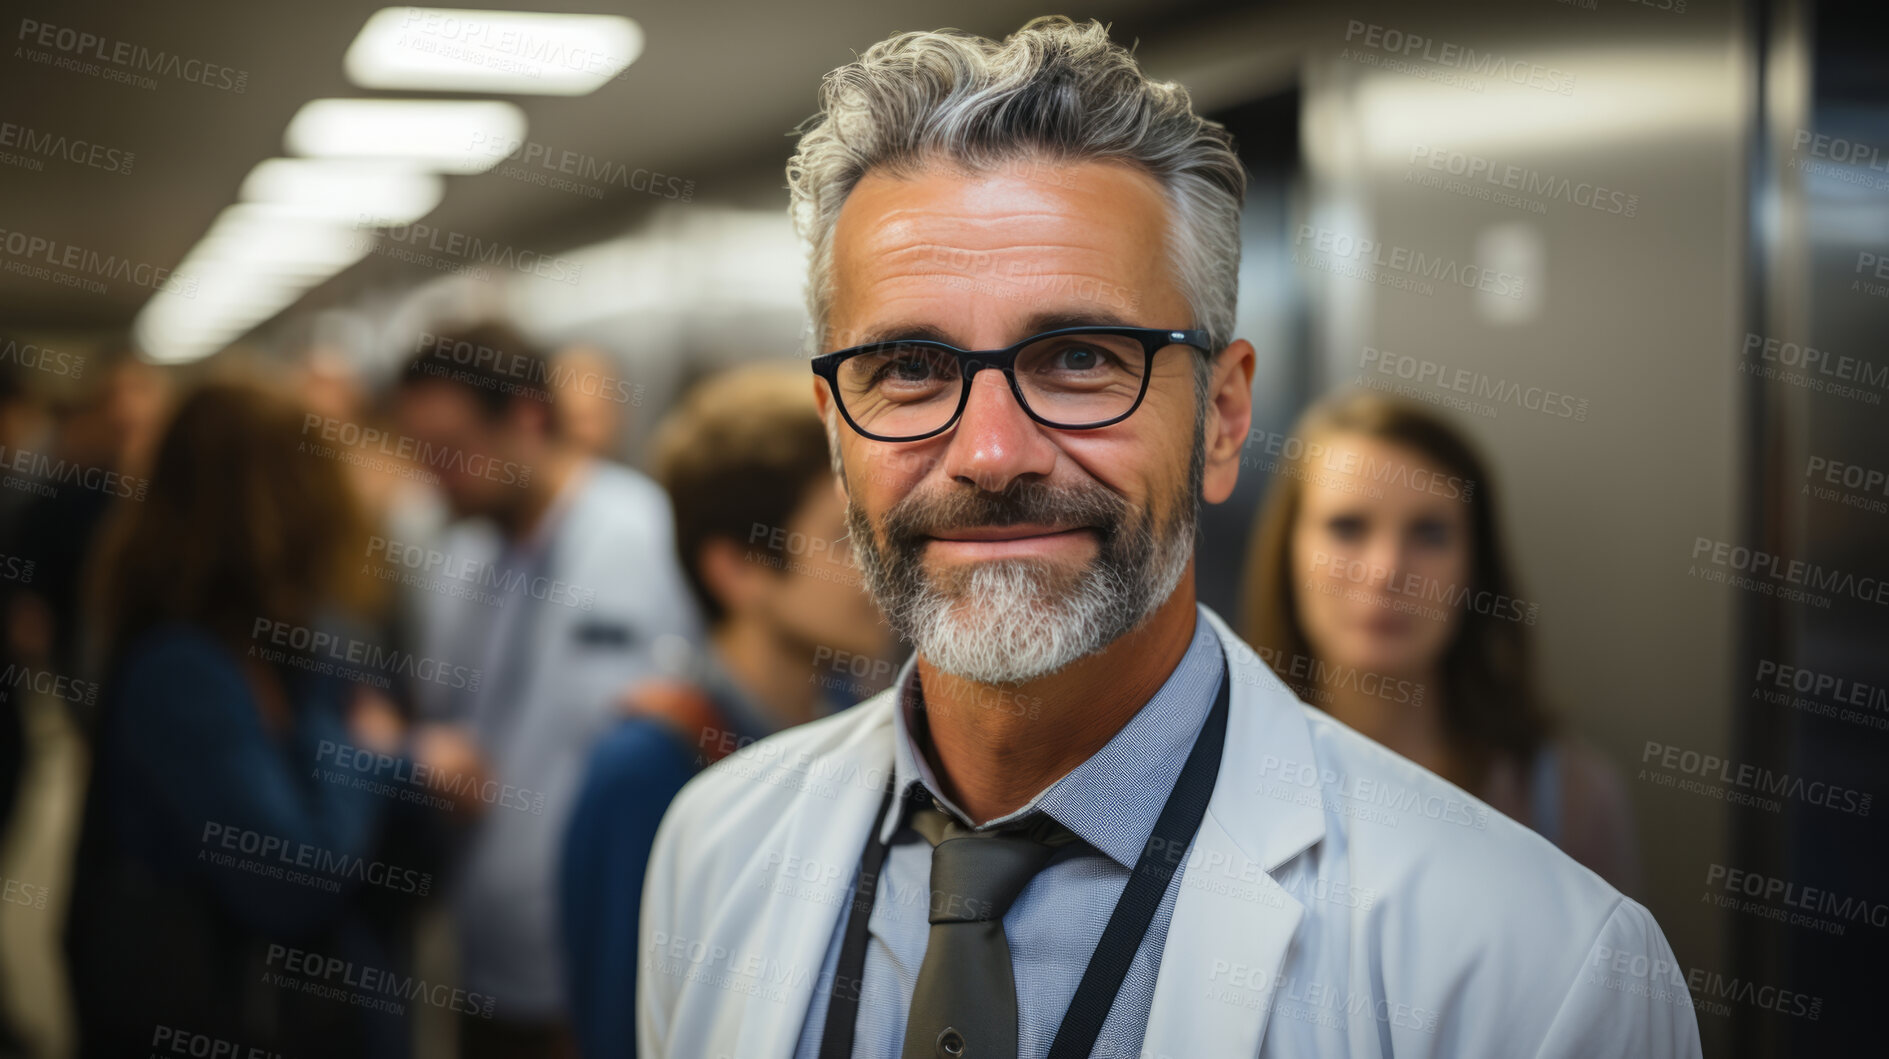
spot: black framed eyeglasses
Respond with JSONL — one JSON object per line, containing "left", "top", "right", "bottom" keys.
{"left": 811, "top": 325, "right": 1214, "bottom": 443}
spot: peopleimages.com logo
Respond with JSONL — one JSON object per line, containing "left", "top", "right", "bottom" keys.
{"left": 14, "top": 18, "right": 249, "bottom": 93}
{"left": 1340, "top": 20, "right": 1576, "bottom": 96}
{"left": 264, "top": 944, "right": 495, "bottom": 1018}
{"left": 200, "top": 821, "right": 432, "bottom": 895}
{"left": 250, "top": 618, "right": 482, "bottom": 691}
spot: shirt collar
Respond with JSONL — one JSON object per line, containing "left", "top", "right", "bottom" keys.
{"left": 503, "top": 456, "right": 592, "bottom": 562}
{"left": 880, "top": 604, "right": 1225, "bottom": 869}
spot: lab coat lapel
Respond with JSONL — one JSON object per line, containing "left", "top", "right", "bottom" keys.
{"left": 729, "top": 708, "right": 897, "bottom": 1059}
{"left": 1142, "top": 609, "right": 1326, "bottom": 1057}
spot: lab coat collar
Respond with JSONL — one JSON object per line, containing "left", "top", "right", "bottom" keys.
{"left": 1139, "top": 604, "right": 1326, "bottom": 1055}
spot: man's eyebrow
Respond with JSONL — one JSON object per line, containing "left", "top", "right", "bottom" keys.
{"left": 1019, "top": 309, "right": 1143, "bottom": 335}
{"left": 839, "top": 310, "right": 1152, "bottom": 351}
{"left": 838, "top": 322, "right": 958, "bottom": 348}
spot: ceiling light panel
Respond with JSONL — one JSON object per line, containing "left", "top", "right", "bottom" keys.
{"left": 344, "top": 8, "right": 642, "bottom": 95}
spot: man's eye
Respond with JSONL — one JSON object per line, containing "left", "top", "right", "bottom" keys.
{"left": 885, "top": 356, "right": 937, "bottom": 381}
{"left": 865, "top": 352, "right": 942, "bottom": 387}
{"left": 1055, "top": 346, "right": 1106, "bottom": 371}
{"left": 1040, "top": 345, "right": 1123, "bottom": 374}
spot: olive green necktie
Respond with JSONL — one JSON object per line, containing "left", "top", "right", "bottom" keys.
{"left": 899, "top": 801, "right": 1078, "bottom": 1059}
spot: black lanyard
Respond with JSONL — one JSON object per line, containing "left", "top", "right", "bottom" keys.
{"left": 818, "top": 656, "right": 1230, "bottom": 1059}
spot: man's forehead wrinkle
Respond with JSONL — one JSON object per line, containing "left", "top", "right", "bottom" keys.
{"left": 876, "top": 238, "right": 1104, "bottom": 262}
{"left": 829, "top": 164, "right": 1189, "bottom": 345}
{"left": 860, "top": 209, "right": 1119, "bottom": 255}
{"left": 861, "top": 256, "right": 1134, "bottom": 288}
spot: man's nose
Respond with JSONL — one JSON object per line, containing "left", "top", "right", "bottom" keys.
{"left": 939, "top": 367, "right": 1058, "bottom": 494}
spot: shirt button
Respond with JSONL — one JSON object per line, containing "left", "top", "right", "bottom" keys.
{"left": 936, "top": 1027, "right": 965, "bottom": 1056}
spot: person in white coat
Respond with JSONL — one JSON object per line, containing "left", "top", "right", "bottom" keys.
{"left": 640, "top": 17, "right": 1702, "bottom": 1059}
{"left": 393, "top": 323, "right": 703, "bottom": 1057}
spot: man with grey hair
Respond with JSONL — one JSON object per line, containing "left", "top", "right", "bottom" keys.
{"left": 640, "top": 17, "right": 1700, "bottom": 1059}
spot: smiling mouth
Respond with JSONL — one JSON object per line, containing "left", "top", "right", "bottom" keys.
{"left": 922, "top": 525, "right": 1098, "bottom": 558}
{"left": 927, "top": 523, "right": 1091, "bottom": 543}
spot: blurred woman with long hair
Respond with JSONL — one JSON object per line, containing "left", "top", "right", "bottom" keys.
{"left": 1243, "top": 388, "right": 1638, "bottom": 892}
{"left": 65, "top": 378, "right": 411, "bottom": 1056}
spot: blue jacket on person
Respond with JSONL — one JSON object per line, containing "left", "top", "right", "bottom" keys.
{"left": 558, "top": 648, "right": 804, "bottom": 1059}
{"left": 66, "top": 622, "right": 415, "bottom": 1057}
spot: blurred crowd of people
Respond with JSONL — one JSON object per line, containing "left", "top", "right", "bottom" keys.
{"left": 0, "top": 325, "right": 1630, "bottom": 1057}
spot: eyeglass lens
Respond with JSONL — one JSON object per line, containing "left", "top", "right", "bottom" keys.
{"left": 834, "top": 332, "right": 1149, "bottom": 439}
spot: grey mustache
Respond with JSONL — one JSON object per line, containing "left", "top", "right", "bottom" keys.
{"left": 882, "top": 483, "right": 1128, "bottom": 545}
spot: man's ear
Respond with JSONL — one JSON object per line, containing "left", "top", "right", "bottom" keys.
{"left": 698, "top": 536, "right": 760, "bottom": 617}
{"left": 814, "top": 377, "right": 850, "bottom": 503}
{"left": 812, "top": 375, "right": 833, "bottom": 420}
{"left": 1201, "top": 339, "right": 1257, "bottom": 506}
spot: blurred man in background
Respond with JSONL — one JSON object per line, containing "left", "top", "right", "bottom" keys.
{"left": 392, "top": 324, "right": 700, "bottom": 1058}
{"left": 559, "top": 364, "right": 888, "bottom": 1059}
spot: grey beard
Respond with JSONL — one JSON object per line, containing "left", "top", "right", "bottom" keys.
{"left": 846, "top": 441, "right": 1203, "bottom": 686}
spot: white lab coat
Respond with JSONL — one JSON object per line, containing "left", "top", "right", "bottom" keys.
{"left": 639, "top": 606, "right": 1703, "bottom": 1058}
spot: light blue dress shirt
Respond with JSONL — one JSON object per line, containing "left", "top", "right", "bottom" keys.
{"left": 792, "top": 605, "right": 1226, "bottom": 1059}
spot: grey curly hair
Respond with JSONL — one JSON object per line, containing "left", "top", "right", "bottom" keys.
{"left": 786, "top": 15, "right": 1247, "bottom": 382}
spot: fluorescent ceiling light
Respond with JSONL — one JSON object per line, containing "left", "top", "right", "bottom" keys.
{"left": 193, "top": 205, "right": 374, "bottom": 268}
{"left": 285, "top": 99, "right": 525, "bottom": 174}
{"left": 344, "top": 7, "right": 641, "bottom": 95}
{"left": 135, "top": 205, "right": 382, "bottom": 362}
{"left": 135, "top": 294, "right": 273, "bottom": 362}
{"left": 137, "top": 279, "right": 314, "bottom": 363}
{"left": 163, "top": 271, "right": 322, "bottom": 311}
{"left": 240, "top": 158, "right": 444, "bottom": 226}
